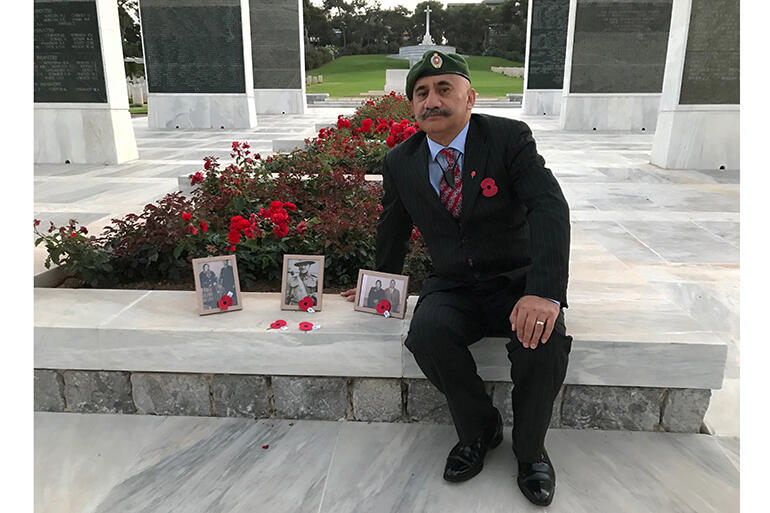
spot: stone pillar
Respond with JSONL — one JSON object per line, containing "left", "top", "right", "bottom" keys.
{"left": 34, "top": 0, "right": 139, "bottom": 164}
{"left": 523, "top": 0, "right": 570, "bottom": 116}
{"left": 651, "top": 0, "right": 739, "bottom": 169}
{"left": 139, "top": 0, "right": 257, "bottom": 129}
{"left": 250, "top": 0, "right": 306, "bottom": 114}
{"left": 560, "top": 0, "right": 673, "bottom": 131}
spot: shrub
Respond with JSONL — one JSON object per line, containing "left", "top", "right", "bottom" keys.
{"left": 37, "top": 93, "right": 432, "bottom": 292}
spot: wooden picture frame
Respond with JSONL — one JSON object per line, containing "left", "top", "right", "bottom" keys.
{"left": 280, "top": 254, "right": 325, "bottom": 311}
{"left": 353, "top": 269, "right": 409, "bottom": 319}
{"left": 192, "top": 255, "right": 243, "bottom": 315}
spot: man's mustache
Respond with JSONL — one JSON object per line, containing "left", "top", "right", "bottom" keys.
{"left": 419, "top": 108, "right": 452, "bottom": 121}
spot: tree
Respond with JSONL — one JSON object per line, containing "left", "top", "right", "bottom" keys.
{"left": 117, "top": 0, "right": 143, "bottom": 78}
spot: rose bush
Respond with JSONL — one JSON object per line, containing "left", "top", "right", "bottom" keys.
{"left": 35, "top": 94, "right": 432, "bottom": 291}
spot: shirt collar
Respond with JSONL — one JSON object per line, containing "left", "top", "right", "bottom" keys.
{"left": 426, "top": 121, "right": 470, "bottom": 161}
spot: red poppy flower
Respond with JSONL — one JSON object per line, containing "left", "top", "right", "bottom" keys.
{"left": 299, "top": 321, "right": 314, "bottom": 331}
{"left": 480, "top": 178, "right": 499, "bottom": 198}
{"left": 218, "top": 295, "right": 233, "bottom": 310}
{"left": 181, "top": 212, "right": 192, "bottom": 222}
{"left": 270, "top": 319, "right": 287, "bottom": 329}
{"left": 298, "top": 296, "right": 314, "bottom": 311}
{"left": 376, "top": 299, "right": 391, "bottom": 315}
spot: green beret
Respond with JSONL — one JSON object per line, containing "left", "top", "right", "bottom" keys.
{"left": 406, "top": 50, "right": 471, "bottom": 100}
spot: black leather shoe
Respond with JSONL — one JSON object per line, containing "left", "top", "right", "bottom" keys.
{"left": 443, "top": 409, "right": 503, "bottom": 482}
{"left": 517, "top": 449, "right": 555, "bottom": 506}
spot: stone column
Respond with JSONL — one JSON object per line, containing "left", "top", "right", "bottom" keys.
{"left": 250, "top": 0, "right": 307, "bottom": 114}
{"left": 34, "top": 0, "right": 139, "bottom": 164}
{"left": 139, "top": 0, "right": 257, "bottom": 129}
{"left": 560, "top": 0, "right": 673, "bottom": 131}
{"left": 523, "top": 0, "right": 570, "bottom": 116}
{"left": 650, "top": 0, "right": 739, "bottom": 169}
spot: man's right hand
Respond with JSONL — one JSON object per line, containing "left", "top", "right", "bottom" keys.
{"left": 340, "top": 288, "right": 357, "bottom": 302}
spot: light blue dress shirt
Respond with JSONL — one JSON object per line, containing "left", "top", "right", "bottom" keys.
{"left": 424, "top": 122, "right": 561, "bottom": 309}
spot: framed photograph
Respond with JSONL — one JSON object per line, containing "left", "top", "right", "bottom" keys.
{"left": 192, "top": 255, "right": 243, "bottom": 315}
{"left": 353, "top": 269, "right": 409, "bottom": 319}
{"left": 280, "top": 254, "right": 325, "bottom": 311}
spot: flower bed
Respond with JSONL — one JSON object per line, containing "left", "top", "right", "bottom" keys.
{"left": 35, "top": 93, "right": 431, "bottom": 291}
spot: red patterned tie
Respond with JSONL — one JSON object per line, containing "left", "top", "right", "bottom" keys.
{"left": 439, "top": 148, "right": 462, "bottom": 220}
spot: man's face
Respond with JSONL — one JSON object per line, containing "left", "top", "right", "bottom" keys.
{"left": 411, "top": 74, "right": 475, "bottom": 142}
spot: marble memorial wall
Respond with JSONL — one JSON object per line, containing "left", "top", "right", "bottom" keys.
{"left": 679, "top": 0, "right": 739, "bottom": 105}
{"left": 527, "top": 0, "right": 570, "bottom": 90}
{"left": 250, "top": 0, "right": 302, "bottom": 89}
{"left": 569, "top": 0, "right": 673, "bottom": 93}
{"left": 34, "top": 0, "right": 107, "bottom": 103}
{"left": 139, "top": 0, "right": 247, "bottom": 94}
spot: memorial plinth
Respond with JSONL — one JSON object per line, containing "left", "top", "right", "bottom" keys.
{"left": 651, "top": 0, "right": 739, "bottom": 170}
{"left": 34, "top": 0, "right": 138, "bottom": 164}
{"left": 140, "top": 0, "right": 257, "bottom": 129}
{"left": 523, "top": 0, "right": 570, "bottom": 116}
{"left": 560, "top": 0, "right": 673, "bottom": 131}
{"left": 250, "top": 0, "right": 306, "bottom": 114}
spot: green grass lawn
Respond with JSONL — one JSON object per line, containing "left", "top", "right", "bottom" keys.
{"left": 306, "top": 54, "right": 523, "bottom": 98}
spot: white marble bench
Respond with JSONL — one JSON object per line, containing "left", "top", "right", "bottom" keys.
{"left": 35, "top": 289, "right": 725, "bottom": 389}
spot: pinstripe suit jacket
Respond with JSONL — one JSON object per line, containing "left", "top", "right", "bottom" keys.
{"left": 375, "top": 113, "right": 571, "bottom": 308}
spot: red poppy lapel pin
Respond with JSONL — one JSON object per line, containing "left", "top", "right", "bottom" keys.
{"left": 217, "top": 294, "right": 234, "bottom": 310}
{"left": 298, "top": 296, "right": 315, "bottom": 313}
{"left": 470, "top": 170, "right": 476, "bottom": 178}
{"left": 480, "top": 178, "right": 499, "bottom": 197}
{"left": 376, "top": 299, "right": 392, "bottom": 317}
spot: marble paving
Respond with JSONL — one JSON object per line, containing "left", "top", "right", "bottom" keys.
{"left": 33, "top": 107, "right": 740, "bottom": 435}
{"left": 34, "top": 412, "right": 739, "bottom": 513}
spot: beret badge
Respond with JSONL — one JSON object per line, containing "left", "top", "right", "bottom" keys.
{"left": 431, "top": 52, "right": 442, "bottom": 68}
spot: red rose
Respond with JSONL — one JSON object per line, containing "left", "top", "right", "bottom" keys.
{"left": 391, "top": 123, "right": 403, "bottom": 135}
{"left": 182, "top": 212, "right": 192, "bottom": 222}
{"left": 386, "top": 135, "right": 396, "bottom": 148}
{"left": 284, "top": 202, "right": 297, "bottom": 212}
{"left": 203, "top": 159, "right": 211, "bottom": 170}
{"left": 361, "top": 118, "right": 372, "bottom": 133}
{"left": 376, "top": 299, "right": 391, "bottom": 315}
{"left": 271, "top": 211, "right": 289, "bottom": 225}
{"left": 297, "top": 220, "right": 307, "bottom": 235}
{"left": 270, "top": 200, "right": 284, "bottom": 211}
{"left": 200, "top": 222, "right": 208, "bottom": 232}
{"left": 186, "top": 225, "right": 198, "bottom": 235}
{"left": 80, "top": 226, "right": 88, "bottom": 234}
{"left": 273, "top": 224, "right": 289, "bottom": 238}
{"left": 298, "top": 296, "right": 314, "bottom": 311}
{"left": 228, "top": 231, "right": 241, "bottom": 245}
{"left": 232, "top": 141, "right": 239, "bottom": 149}
{"left": 480, "top": 178, "right": 499, "bottom": 198}
{"left": 69, "top": 232, "right": 77, "bottom": 238}
{"left": 218, "top": 295, "right": 233, "bottom": 310}
{"left": 228, "top": 245, "right": 236, "bottom": 252}
{"left": 299, "top": 321, "right": 314, "bottom": 331}
{"left": 270, "top": 319, "right": 287, "bottom": 329}
{"left": 190, "top": 171, "right": 204, "bottom": 185}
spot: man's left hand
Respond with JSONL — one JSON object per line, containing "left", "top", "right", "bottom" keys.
{"left": 510, "top": 295, "right": 560, "bottom": 349}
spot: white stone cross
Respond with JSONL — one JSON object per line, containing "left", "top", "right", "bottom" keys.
{"left": 421, "top": 5, "right": 435, "bottom": 45}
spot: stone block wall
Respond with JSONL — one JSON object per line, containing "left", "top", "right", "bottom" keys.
{"left": 33, "top": 369, "right": 711, "bottom": 433}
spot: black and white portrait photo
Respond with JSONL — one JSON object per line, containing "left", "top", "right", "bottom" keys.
{"left": 354, "top": 270, "right": 409, "bottom": 318}
{"left": 281, "top": 255, "right": 325, "bottom": 311}
{"left": 192, "top": 255, "right": 243, "bottom": 315}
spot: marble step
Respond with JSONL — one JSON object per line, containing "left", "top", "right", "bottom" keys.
{"left": 34, "top": 412, "right": 739, "bottom": 513}
{"left": 34, "top": 289, "right": 726, "bottom": 390}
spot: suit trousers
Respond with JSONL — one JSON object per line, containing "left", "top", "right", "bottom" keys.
{"left": 404, "top": 280, "right": 572, "bottom": 463}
